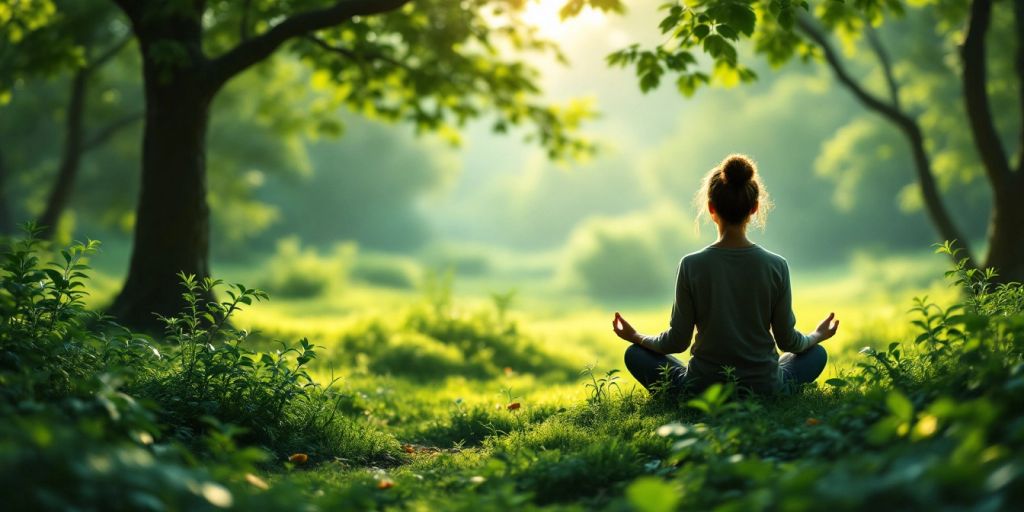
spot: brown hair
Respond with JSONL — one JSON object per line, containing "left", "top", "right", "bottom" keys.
{"left": 695, "top": 154, "right": 771, "bottom": 228}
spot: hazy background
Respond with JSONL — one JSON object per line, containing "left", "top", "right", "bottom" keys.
{"left": 1, "top": 0, "right": 992, "bottom": 316}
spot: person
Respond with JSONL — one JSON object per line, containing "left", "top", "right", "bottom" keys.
{"left": 612, "top": 154, "right": 839, "bottom": 396}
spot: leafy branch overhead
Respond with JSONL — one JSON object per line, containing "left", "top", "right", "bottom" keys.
{"left": 108, "top": 0, "right": 622, "bottom": 160}
{"left": 601, "top": 0, "right": 983, "bottom": 96}
{"left": 285, "top": 0, "right": 596, "bottom": 158}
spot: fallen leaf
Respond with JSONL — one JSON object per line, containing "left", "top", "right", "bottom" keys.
{"left": 288, "top": 453, "right": 309, "bottom": 464}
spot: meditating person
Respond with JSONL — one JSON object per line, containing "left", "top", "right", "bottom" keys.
{"left": 612, "top": 154, "right": 839, "bottom": 395}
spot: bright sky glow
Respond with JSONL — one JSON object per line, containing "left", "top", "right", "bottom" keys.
{"left": 519, "top": 0, "right": 608, "bottom": 40}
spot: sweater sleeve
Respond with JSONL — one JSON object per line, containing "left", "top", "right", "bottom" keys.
{"left": 641, "top": 259, "right": 695, "bottom": 354}
{"left": 771, "top": 260, "right": 813, "bottom": 353}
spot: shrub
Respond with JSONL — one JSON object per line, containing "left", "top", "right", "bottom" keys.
{"left": 324, "top": 275, "right": 581, "bottom": 381}
{"left": 132, "top": 273, "right": 401, "bottom": 460}
{"left": 0, "top": 228, "right": 402, "bottom": 509}
{"left": 368, "top": 332, "right": 468, "bottom": 379}
{"left": 259, "top": 237, "right": 355, "bottom": 298}
{"left": 559, "top": 204, "right": 701, "bottom": 300}
{"left": 351, "top": 253, "right": 422, "bottom": 289}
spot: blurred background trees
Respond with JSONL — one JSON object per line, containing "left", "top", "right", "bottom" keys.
{"left": 0, "top": 0, "right": 1015, "bottom": 315}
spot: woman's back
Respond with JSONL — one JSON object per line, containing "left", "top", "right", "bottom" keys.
{"left": 681, "top": 245, "right": 809, "bottom": 393}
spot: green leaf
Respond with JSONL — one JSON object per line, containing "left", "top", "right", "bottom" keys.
{"left": 723, "top": 3, "right": 757, "bottom": 36}
{"left": 716, "top": 24, "right": 738, "bottom": 40}
{"left": 626, "top": 477, "right": 680, "bottom": 512}
{"left": 640, "top": 71, "right": 661, "bottom": 92}
{"left": 886, "top": 391, "right": 913, "bottom": 421}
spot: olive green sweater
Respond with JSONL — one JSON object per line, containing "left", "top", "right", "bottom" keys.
{"left": 640, "top": 245, "right": 812, "bottom": 393}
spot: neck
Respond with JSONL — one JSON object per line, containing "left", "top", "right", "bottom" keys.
{"left": 713, "top": 222, "right": 753, "bottom": 247}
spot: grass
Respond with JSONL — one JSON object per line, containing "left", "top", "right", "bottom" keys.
{"left": 13, "top": 236, "right": 1005, "bottom": 511}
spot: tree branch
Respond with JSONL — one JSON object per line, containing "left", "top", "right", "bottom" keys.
{"left": 796, "top": 15, "right": 907, "bottom": 127}
{"left": 304, "top": 35, "right": 413, "bottom": 73}
{"left": 864, "top": 23, "right": 901, "bottom": 110}
{"left": 207, "top": 0, "right": 411, "bottom": 92}
{"left": 797, "top": 13, "right": 978, "bottom": 268}
{"left": 82, "top": 112, "right": 144, "bottom": 153}
{"left": 961, "top": 0, "right": 1012, "bottom": 189}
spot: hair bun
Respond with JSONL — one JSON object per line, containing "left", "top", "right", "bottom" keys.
{"left": 721, "top": 155, "right": 755, "bottom": 186}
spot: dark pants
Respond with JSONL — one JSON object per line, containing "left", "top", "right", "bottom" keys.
{"left": 623, "top": 344, "right": 828, "bottom": 395}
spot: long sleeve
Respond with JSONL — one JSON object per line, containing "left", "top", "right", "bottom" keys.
{"left": 771, "top": 261, "right": 813, "bottom": 353}
{"left": 642, "top": 259, "right": 695, "bottom": 354}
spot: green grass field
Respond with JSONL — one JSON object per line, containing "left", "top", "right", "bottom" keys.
{"left": 15, "top": 238, "right": 1015, "bottom": 511}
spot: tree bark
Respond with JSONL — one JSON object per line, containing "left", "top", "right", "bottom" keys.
{"left": 108, "top": 16, "right": 214, "bottom": 331}
{"left": 37, "top": 69, "right": 88, "bottom": 239}
{"left": 962, "top": 0, "right": 1022, "bottom": 283}
{"left": 983, "top": 178, "right": 1024, "bottom": 283}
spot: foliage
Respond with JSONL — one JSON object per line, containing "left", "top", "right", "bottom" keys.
{"left": 325, "top": 275, "right": 580, "bottom": 381}
{"left": 0, "top": 223, "right": 117, "bottom": 401}
{"left": 936, "top": 240, "right": 1024, "bottom": 316}
{"left": 0, "top": 228, "right": 400, "bottom": 509}
{"left": 258, "top": 237, "right": 355, "bottom": 298}
{"left": 351, "top": 252, "right": 422, "bottom": 289}
{"left": 560, "top": 204, "right": 699, "bottom": 300}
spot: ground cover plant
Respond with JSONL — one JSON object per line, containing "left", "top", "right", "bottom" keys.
{"left": 1, "top": 227, "right": 1022, "bottom": 510}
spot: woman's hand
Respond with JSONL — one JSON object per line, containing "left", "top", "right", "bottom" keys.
{"left": 612, "top": 312, "right": 642, "bottom": 344}
{"left": 810, "top": 312, "right": 840, "bottom": 345}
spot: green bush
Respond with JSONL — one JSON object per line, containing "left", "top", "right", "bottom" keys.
{"left": 559, "top": 204, "right": 701, "bottom": 300}
{"left": 351, "top": 253, "right": 422, "bottom": 289}
{"left": 0, "top": 228, "right": 401, "bottom": 509}
{"left": 258, "top": 237, "right": 355, "bottom": 298}
{"left": 368, "top": 332, "right": 467, "bottom": 378}
{"left": 324, "top": 275, "right": 580, "bottom": 381}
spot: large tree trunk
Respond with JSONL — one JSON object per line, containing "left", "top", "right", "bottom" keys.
{"left": 961, "top": 0, "right": 1022, "bottom": 284}
{"left": 37, "top": 70, "right": 88, "bottom": 239}
{"left": 108, "top": 28, "right": 214, "bottom": 331}
{"left": 984, "top": 180, "right": 1024, "bottom": 283}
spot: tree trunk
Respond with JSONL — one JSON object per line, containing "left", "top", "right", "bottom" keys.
{"left": 984, "top": 179, "right": 1024, "bottom": 283}
{"left": 108, "top": 41, "right": 214, "bottom": 331}
{"left": 37, "top": 70, "right": 88, "bottom": 239}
